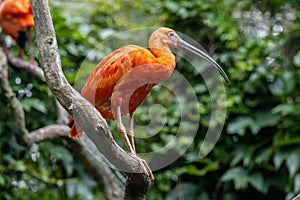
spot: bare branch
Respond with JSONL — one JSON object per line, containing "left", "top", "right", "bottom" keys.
{"left": 0, "top": 48, "right": 31, "bottom": 145}
{"left": 31, "top": 0, "right": 150, "bottom": 198}
{"left": 30, "top": 124, "right": 125, "bottom": 199}
{"left": 28, "top": 124, "right": 125, "bottom": 199}
{"left": 0, "top": 37, "right": 45, "bottom": 82}
{"left": 0, "top": 47, "right": 124, "bottom": 199}
{"left": 27, "top": 124, "right": 69, "bottom": 145}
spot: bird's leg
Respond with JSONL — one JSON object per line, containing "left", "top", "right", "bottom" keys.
{"left": 17, "top": 44, "right": 24, "bottom": 60}
{"left": 128, "top": 113, "right": 135, "bottom": 153}
{"left": 116, "top": 106, "right": 154, "bottom": 180}
{"left": 116, "top": 106, "right": 135, "bottom": 153}
{"left": 18, "top": 49, "right": 25, "bottom": 60}
{"left": 27, "top": 27, "right": 36, "bottom": 65}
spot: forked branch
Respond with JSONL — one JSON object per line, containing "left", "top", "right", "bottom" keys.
{"left": 30, "top": 0, "right": 150, "bottom": 199}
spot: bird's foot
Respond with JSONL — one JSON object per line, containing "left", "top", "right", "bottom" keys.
{"left": 29, "top": 59, "right": 38, "bottom": 66}
{"left": 129, "top": 152, "right": 154, "bottom": 180}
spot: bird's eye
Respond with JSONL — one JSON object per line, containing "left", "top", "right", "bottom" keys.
{"left": 168, "top": 32, "right": 175, "bottom": 37}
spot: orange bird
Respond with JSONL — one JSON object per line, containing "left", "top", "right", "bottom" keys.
{"left": 0, "top": 0, "right": 34, "bottom": 61}
{"left": 68, "top": 27, "right": 228, "bottom": 179}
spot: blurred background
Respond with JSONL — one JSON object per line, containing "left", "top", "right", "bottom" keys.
{"left": 1, "top": 0, "right": 300, "bottom": 199}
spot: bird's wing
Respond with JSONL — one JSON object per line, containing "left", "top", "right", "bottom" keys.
{"left": 18, "top": 12, "right": 34, "bottom": 27}
{"left": 0, "top": 0, "right": 33, "bottom": 38}
{"left": 68, "top": 45, "right": 147, "bottom": 137}
{"left": 80, "top": 45, "right": 145, "bottom": 104}
{"left": 0, "top": 19, "right": 22, "bottom": 40}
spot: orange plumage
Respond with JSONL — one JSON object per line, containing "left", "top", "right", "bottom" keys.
{"left": 0, "top": 0, "right": 34, "bottom": 56}
{"left": 0, "top": 0, "right": 34, "bottom": 41}
{"left": 68, "top": 27, "right": 228, "bottom": 138}
{"left": 68, "top": 27, "right": 228, "bottom": 179}
{"left": 68, "top": 30, "right": 176, "bottom": 138}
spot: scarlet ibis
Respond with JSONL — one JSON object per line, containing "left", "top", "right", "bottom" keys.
{"left": 68, "top": 27, "right": 228, "bottom": 179}
{"left": 0, "top": 0, "right": 35, "bottom": 62}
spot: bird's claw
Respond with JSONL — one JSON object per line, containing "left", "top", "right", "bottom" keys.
{"left": 129, "top": 152, "right": 154, "bottom": 180}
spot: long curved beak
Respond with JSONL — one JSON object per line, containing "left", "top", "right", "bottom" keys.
{"left": 177, "top": 39, "right": 229, "bottom": 83}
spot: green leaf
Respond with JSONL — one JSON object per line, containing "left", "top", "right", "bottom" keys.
{"left": 182, "top": 165, "right": 203, "bottom": 176}
{"left": 221, "top": 167, "right": 249, "bottom": 190}
{"left": 230, "top": 149, "right": 244, "bottom": 166}
{"left": 222, "top": 168, "right": 265, "bottom": 192}
{"left": 14, "top": 161, "right": 26, "bottom": 172}
{"left": 272, "top": 103, "right": 295, "bottom": 116}
{"left": 273, "top": 148, "right": 300, "bottom": 176}
{"left": 248, "top": 172, "right": 265, "bottom": 193}
{"left": 253, "top": 112, "right": 280, "bottom": 134}
{"left": 294, "top": 173, "right": 300, "bottom": 192}
{"left": 21, "top": 98, "right": 48, "bottom": 114}
{"left": 0, "top": 175, "right": 5, "bottom": 186}
{"left": 182, "top": 162, "right": 219, "bottom": 176}
{"left": 293, "top": 50, "right": 300, "bottom": 67}
{"left": 255, "top": 148, "right": 272, "bottom": 164}
{"left": 41, "top": 143, "right": 74, "bottom": 176}
{"left": 269, "top": 71, "right": 296, "bottom": 96}
{"left": 273, "top": 150, "right": 289, "bottom": 169}
{"left": 227, "top": 112, "right": 280, "bottom": 135}
{"left": 286, "top": 149, "right": 300, "bottom": 177}
{"left": 274, "top": 133, "right": 300, "bottom": 147}
{"left": 227, "top": 116, "right": 254, "bottom": 136}
{"left": 230, "top": 145, "right": 254, "bottom": 167}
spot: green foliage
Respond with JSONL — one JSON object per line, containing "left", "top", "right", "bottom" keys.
{"left": 1, "top": 0, "right": 300, "bottom": 199}
{"left": 142, "top": 0, "right": 300, "bottom": 199}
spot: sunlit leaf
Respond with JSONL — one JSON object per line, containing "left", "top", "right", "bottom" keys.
{"left": 273, "top": 150, "right": 289, "bottom": 169}
{"left": 221, "top": 167, "right": 249, "bottom": 190}
{"left": 0, "top": 175, "right": 5, "bottom": 186}
{"left": 294, "top": 173, "right": 300, "bottom": 192}
{"left": 14, "top": 161, "right": 26, "bottom": 172}
{"left": 286, "top": 149, "right": 300, "bottom": 177}
{"left": 182, "top": 165, "right": 203, "bottom": 176}
{"left": 272, "top": 103, "right": 295, "bottom": 115}
{"left": 253, "top": 112, "right": 280, "bottom": 134}
{"left": 269, "top": 71, "right": 296, "bottom": 96}
{"left": 293, "top": 51, "right": 300, "bottom": 67}
{"left": 227, "top": 116, "right": 254, "bottom": 136}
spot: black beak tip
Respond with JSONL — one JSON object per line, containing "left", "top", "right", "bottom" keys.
{"left": 219, "top": 70, "right": 229, "bottom": 83}
{"left": 224, "top": 75, "right": 229, "bottom": 83}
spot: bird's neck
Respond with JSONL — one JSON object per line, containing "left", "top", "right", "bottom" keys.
{"left": 149, "top": 41, "right": 176, "bottom": 68}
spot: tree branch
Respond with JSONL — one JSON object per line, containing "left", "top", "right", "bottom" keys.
{"left": 55, "top": 98, "right": 69, "bottom": 124}
{"left": 31, "top": 0, "right": 150, "bottom": 199}
{"left": 0, "top": 48, "right": 31, "bottom": 146}
{"left": 293, "top": 194, "right": 300, "bottom": 200}
{"left": 27, "top": 124, "right": 69, "bottom": 145}
{"left": 0, "top": 36, "right": 45, "bottom": 82}
{"left": 67, "top": 133, "right": 125, "bottom": 199}
{"left": 0, "top": 47, "right": 124, "bottom": 199}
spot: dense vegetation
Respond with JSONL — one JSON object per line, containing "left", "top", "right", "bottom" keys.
{"left": 1, "top": 0, "right": 300, "bottom": 199}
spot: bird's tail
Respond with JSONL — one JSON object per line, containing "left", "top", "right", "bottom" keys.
{"left": 67, "top": 116, "right": 83, "bottom": 138}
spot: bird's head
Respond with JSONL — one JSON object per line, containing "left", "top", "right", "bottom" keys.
{"left": 150, "top": 27, "right": 229, "bottom": 83}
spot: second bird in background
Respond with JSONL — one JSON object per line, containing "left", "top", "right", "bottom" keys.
{"left": 0, "top": 0, "right": 35, "bottom": 63}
